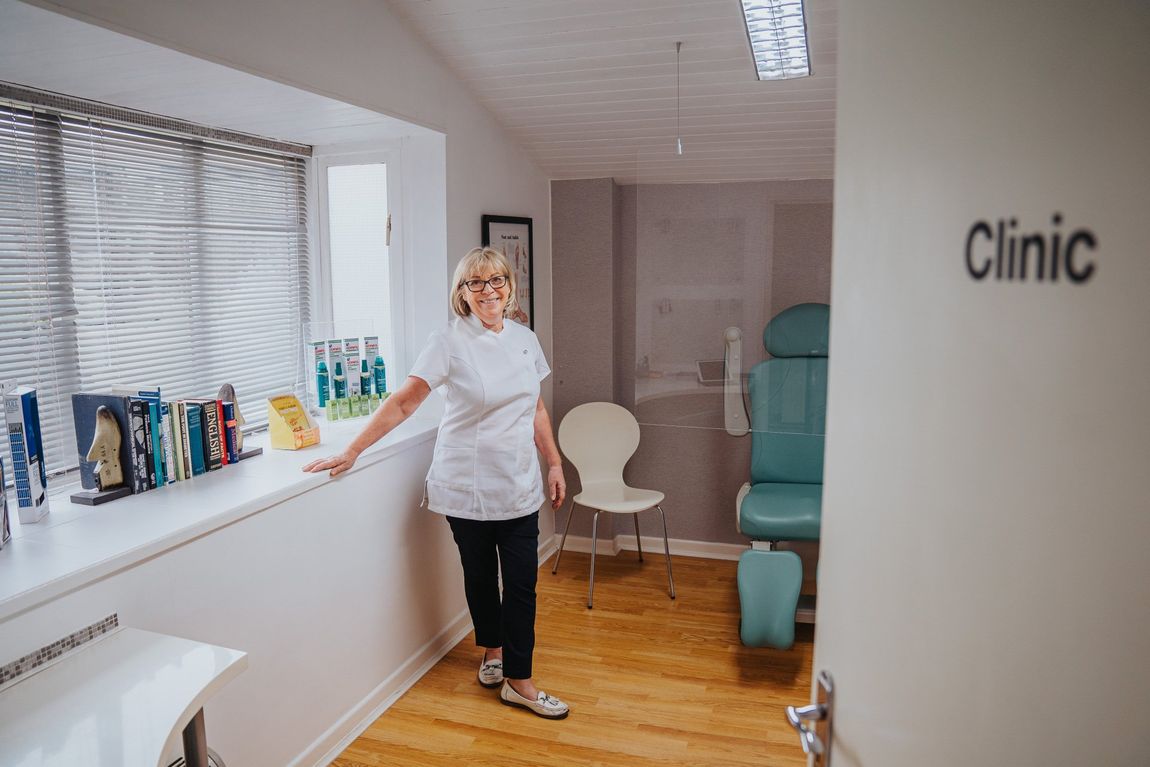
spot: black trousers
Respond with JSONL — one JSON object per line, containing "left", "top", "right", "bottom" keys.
{"left": 446, "top": 511, "right": 539, "bottom": 680}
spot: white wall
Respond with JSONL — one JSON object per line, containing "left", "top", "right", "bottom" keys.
{"left": 816, "top": 1, "right": 1149, "bottom": 764}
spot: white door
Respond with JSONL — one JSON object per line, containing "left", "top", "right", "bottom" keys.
{"left": 811, "top": 2, "right": 1150, "bottom": 765}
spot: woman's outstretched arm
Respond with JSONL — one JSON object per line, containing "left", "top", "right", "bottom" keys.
{"left": 302, "top": 375, "right": 432, "bottom": 477}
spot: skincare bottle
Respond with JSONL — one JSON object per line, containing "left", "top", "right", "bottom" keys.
{"left": 317, "top": 360, "right": 330, "bottom": 408}
{"left": 333, "top": 360, "right": 347, "bottom": 399}
{"left": 373, "top": 355, "right": 387, "bottom": 395}
{"left": 360, "top": 359, "right": 371, "bottom": 398}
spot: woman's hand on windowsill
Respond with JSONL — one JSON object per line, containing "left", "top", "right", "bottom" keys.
{"left": 302, "top": 448, "right": 361, "bottom": 478}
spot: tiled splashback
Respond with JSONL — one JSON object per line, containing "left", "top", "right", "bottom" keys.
{"left": 0, "top": 614, "right": 119, "bottom": 686}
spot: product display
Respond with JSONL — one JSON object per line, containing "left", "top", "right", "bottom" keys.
{"left": 267, "top": 393, "right": 321, "bottom": 450}
{"left": 313, "top": 335, "right": 389, "bottom": 419}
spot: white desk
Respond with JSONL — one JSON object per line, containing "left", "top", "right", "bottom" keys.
{"left": 0, "top": 627, "right": 247, "bottom": 767}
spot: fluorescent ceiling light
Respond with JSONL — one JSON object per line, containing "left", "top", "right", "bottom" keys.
{"left": 740, "top": 0, "right": 811, "bottom": 80}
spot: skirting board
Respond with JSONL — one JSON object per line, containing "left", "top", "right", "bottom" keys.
{"left": 294, "top": 607, "right": 473, "bottom": 767}
{"left": 551, "top": 533, "right": 747, "bottom": 562}
{"left": 296, "top": 538, "right": 563, "bottom": 767}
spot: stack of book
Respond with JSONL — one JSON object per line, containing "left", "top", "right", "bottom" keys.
{"left": 72, "top": 387, "right": 244, "bottom": 498}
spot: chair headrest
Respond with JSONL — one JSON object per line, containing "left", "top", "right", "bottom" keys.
{"left": 764, "top": 303, "right": 830, "bottom": 358}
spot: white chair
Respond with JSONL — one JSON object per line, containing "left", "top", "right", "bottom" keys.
{"left": 552, "top": 402, "right": 676, "bottom": 609}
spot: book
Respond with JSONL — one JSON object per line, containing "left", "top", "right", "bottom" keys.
{"left": 143, "top": 401, "right": 159, "bottom": 489}
{"left": 189, "top": 399, "right": 223, "bottom": 471}
{"left": 183, "top": 402, "right": 206, "bottom": 477}
{"left": 170, "top": 402, "right": 186, "bottom": 481}
{"left": 5, "top": 387, "right": 50, "bottom": 523}
{"left": 127, "top": 399, "right": 152, "bottom": 493}
{"left": 215, "top": 400, "right": 228, "bottom": 466}
{"left": 221, "top": 401, "right": 239, "bottom": 464}
{"left": 160, "top": 401, "right": 176, "bottom": 484}
{"left": 148, "top": 400, "right": 164, "bottom": 486}
{"left": 177, "top": 402, "right": 194, "bottom": 479}
{"left": 113, "top": 386, "right": 165, "bottom": 487}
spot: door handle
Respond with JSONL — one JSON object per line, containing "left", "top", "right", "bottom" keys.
{"left": 785, "top": 670, "right": 834, "bottom": 765}
{"left": 786, "top": 702, "right": 827, "bottom": 754}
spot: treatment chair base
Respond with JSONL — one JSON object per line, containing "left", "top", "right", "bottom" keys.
{"left": 737, "top": 549, "right": 803, "bottom": 650}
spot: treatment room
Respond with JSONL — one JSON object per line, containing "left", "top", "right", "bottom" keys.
{"left": 0, "top": 1, "right": 1146, "bottom": 766}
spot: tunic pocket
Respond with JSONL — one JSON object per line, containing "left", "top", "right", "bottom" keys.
{"left": 426, "top": 446, "right": 475, "bottom": 513}
{"left": 473, "top": 444, "right": 536, "bottom": 510}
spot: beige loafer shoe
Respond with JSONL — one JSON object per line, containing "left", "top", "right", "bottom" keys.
{"left": 499, "top": 681, "right": 569, "bottom": 719}
{"left": 477, "top": 659, "right": 503, "bottom": 688}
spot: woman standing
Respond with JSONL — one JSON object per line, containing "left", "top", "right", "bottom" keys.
{"left": 303, "top": 247, "right": 569, "bottom": 719}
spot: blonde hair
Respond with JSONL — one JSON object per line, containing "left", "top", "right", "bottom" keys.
{"left": 450, "top": 246, "right": 518, "bottom": 318}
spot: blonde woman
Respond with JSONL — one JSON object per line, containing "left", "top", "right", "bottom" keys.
{"left": 303, "top": 247, "right": 569, "bottom": 719}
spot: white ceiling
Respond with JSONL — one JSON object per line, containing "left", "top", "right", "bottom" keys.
{"left": 389, "top": 0, "right": 837, "bottom": 184}
{"left": 0, "top": 0, "right": 432, "bottom": 149}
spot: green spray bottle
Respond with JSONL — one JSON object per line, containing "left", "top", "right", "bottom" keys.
{"left": 372, "top": 355, "right": 387, "bottom": 395}
{"left": 317, "top": 360, "right": 330, "bottom": 407}
{"left": 360, "top": 359, "right": 371, "bottom": 398}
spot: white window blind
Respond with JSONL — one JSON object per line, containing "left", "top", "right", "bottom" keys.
{"left": 0, "top": 99, "right": 311, "bottom": 478}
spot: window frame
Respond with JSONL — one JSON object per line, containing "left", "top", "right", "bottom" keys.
{"left": 312, "top": 148, "right": 408, "bottom": 384}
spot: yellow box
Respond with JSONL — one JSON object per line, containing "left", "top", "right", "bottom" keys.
{"left": 267, "top": 393, "right": 321, "bottom": 450}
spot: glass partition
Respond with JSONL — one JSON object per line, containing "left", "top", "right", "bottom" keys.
{"left": 627, "top": 183, "right": 831, "bottom": 437}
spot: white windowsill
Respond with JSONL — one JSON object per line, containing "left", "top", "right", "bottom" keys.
{"left": 0, "top": 416, "right": 438, "bottom": 623}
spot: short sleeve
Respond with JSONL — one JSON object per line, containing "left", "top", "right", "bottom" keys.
{"left": 409, "top": 330, "right": 450, "bottom": 390}
{"left": 530, "top": 332, "right": 551, "bottom": 382}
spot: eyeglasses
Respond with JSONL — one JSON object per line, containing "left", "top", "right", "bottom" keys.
{"left": 461, "top": 275, "right": 508, "bottom": 292}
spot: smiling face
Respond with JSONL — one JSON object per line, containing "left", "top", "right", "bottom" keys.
{"left": 462, "top": 265, "right": 511, "bottom": 329}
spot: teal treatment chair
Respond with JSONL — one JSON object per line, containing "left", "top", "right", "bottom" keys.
{"left": 736, "top": 303, "right": 829, "bottom": 649}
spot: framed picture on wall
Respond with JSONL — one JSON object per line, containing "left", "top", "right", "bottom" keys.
{"left": 481, "top": 214, "right": 534, "bottom": 328}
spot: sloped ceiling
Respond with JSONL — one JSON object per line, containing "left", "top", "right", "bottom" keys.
{"left": 389, "top": 0, "right": 836, "bottom": 183}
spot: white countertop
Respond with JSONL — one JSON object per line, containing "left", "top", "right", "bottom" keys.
{"left": 0, "top": 627, "right": 247, "bottom": 767}
{"left": 0, "top": 416, "right": 438, "bottom": 623}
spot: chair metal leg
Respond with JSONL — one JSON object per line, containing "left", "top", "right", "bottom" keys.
{"left": 588, "top": 510, "right": 601, "bottom": 609}
{"left": 633, "top": 514, "right": 644, "bottom": 561}
{"left": 551, "top": 499, "right": 577, "bottom": 574}
{"left": 656, "top": 504, "right": 676, "bottom": 599}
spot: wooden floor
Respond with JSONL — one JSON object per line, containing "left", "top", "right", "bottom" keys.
{"left": 334, "top": 551, "right": 814, "bottom": 767}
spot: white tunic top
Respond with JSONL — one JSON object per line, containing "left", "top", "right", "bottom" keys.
{"left": 410, "top": 314, "right": 551, "bottom": 520}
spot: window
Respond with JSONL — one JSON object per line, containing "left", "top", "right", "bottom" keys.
{"left": 314, "top": 154, "right": 402, "bottom": 391}
{"left": 0, "top": 96, "right": 311, "bottom": 478}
